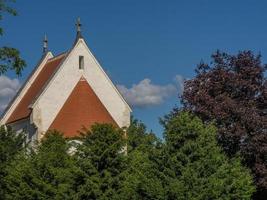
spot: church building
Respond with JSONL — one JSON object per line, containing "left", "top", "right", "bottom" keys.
{"left": 0, "top": 19, "right": 132, "bottom": 143}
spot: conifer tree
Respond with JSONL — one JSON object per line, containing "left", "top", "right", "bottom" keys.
{"left": 163, "top": 112, "right": 255, "bottom": 200}
{"left": 117, "top": 119, "right": 165, "bottom": 200}
{"left": 74, "top": 124, "right": 127, "bottom": 199}
{"left": 127, "top": 117, "right": 160, "bottom": 153}
{"left": 116, "top": 150, "right": 165, "bottom": 200}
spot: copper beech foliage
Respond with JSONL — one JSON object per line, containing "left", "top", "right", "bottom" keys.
{"left": 182, "top": 50, "right": 267, "bottom": 198}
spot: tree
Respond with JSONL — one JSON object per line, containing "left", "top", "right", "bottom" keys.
{"left": 127, "top": 116, "right": 160, "bottom": 153}
{"left": 117, "top": 119, "right": 165, "bottom": 200}
{"left": 4, "top": 131, "right": 82, "bottom": 200}
{"left": 1, "top": 120, "right": 256, "bottom": 199}
{"left": 75, "top": 123, "right": 165, "bottom": 200}
{"left": 0, "top": 0, "right": 26, "bottom": 76}
{"left": 0, "top": 126, "right": 25, "bottom": 199}
{"left": 181, "top": 51, "right": 267, "bottom": 199}
{"left": 162, "top": 112, "right": 255, "bottom": 200}
{"left": 116, "top": 150, "right": 165, "bottom": 200}
{"left": 74, "top": 124, "right": 127, "bottom": 199}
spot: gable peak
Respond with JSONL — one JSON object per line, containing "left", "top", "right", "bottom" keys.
{"left": 80, "top": 76, "right": 86, "bottom": 81}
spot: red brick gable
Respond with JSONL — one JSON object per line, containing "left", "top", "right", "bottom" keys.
{"left": 7, "top": 54, "right": 66, "bottom": 124}
{"left": 49, "top": 77, "right": 118, "bottom": 137}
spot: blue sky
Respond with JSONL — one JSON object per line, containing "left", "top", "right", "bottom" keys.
{"left": 1, "top": 0, "right": 267, "bottom": 137}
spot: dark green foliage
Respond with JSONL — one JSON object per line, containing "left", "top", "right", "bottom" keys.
{"left": 69, "top": 123, "right": 164, "bottom": 200}
{"left": 0, "top": 126, "right": 25, "bottom": 168}
{"left": 127, "top": 116, "right": 160, "bottom": 153}
{"left": 74, "top": 124, "right": 127, "bottom": 199}
{"left": 117, "top": 150, "right": 165, "bottom": 200}
{"left": 117, "top": 119, "right": 165, "bottom": 200}
{"left": 2, "top": 121, "right": 255, "bottom": 199}
{"left": 4, "top": 131, "right": 82, "bottom": 200}
{"left": 162, "top": 112, "right": 255, "bottom": 200}
{"left": 0, "top": 126, "right": 25, "bottom": 199}
{"left": 0, "top": 0, "right": 26, "bottom": 76}
{"left": 78, "top": 124, "right": 126, "bottom": 173}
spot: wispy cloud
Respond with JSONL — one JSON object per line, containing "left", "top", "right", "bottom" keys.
{"left": 117, "top": 75, "right": 184, "bottom": 108}
{"left": 0, "top": 76, "right": 20, "bottom": 114}
{"left": 174, "top": 74, "right": 185, "bottom": 95}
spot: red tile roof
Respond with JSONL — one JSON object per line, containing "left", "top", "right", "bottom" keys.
{"left": 49, "top": 78, "right": 118, "bottom": 137}
{"left": 7, "top": 54, "right": 66, "bottom": 124}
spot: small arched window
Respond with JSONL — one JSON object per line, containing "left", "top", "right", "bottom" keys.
{"left": 79, "top": 56, "right": 84, "bottom": 70}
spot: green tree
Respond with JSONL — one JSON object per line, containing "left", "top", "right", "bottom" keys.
{"left": 117, "top": 149, "right": 165, "bottom": 200}
{"left": 74, "top": 124, "right": 127, "bottom": 199}
{"left": 4, "top": 131, "right": 82, "bottom": 200}
{"left": 127, "top": 116, "right": 160, "bottom": 153}
{"left": 75, "top": 123, "right": 165, "bottom": 200}
{"left": 0, "top": 0, "right": 26, "bottom": 76}
{"left": 163, "top": 112, "right": 255, "bottom": 200}
{"left": 0, "top": 126, "right": 25, "bottom": 199}
{"left": 116, "top": 119, "right": 165, "bottom": 200}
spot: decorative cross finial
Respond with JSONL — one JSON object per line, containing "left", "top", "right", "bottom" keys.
{"left": 43, "top": 34, "right": 48, "bottom": 53}
{"left": 76, "top": 17, "right": 82, "bottom": 38}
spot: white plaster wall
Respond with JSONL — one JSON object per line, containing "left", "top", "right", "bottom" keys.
{"left": 32, "top": 39, "right": 131, "bottom": 134}
{"left": 8, "top": 118, "right": 37, "bottom": 144}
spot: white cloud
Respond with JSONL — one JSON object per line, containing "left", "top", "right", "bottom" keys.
{"left": 174, "top": 74, "right": 185, "bottom": 95}
{"left": 117, "top": 75, "right": 184, "bottom": 108}
{"left": 0, "top": 76, "right": 20, "bottom": 114}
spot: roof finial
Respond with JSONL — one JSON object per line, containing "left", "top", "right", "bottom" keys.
{"left": 76, "top": 17, "right": 82, "bottom": 39}
{"left": 43, "top": 34, "right": 48, "bottom": 53}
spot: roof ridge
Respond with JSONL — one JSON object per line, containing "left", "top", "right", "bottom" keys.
{"left": 47, "top": 52, "right": 67, "bottom": 62}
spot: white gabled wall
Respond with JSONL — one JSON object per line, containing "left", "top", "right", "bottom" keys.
{"left": 82, "top": 40, "right": 132, "bottom": 127}
{"left": 32, "top": 39, "right": 131, "bottom": 134}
